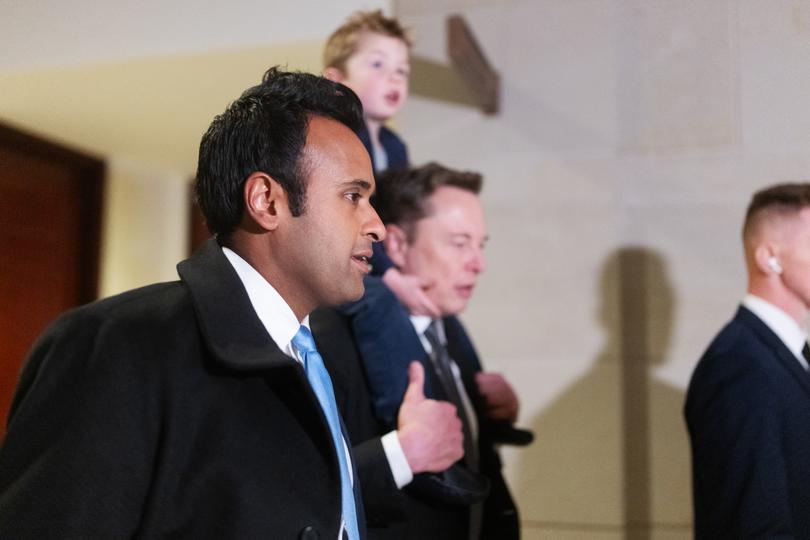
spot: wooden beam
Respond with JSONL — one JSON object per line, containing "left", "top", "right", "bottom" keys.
{"left": 446, "top": 14, "right": 500, "bottom": 115}
{"left": 409, "top": 55, "right": 479, "bottom": 110}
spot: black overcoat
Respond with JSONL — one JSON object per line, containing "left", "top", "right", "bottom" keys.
{"left": 0, "top": 239, "right": 358, "bottom": 540}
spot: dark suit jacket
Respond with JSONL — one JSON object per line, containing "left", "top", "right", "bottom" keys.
{"left": 0, "top": 239, "right": 362, "bottom": 540}
{"left": 314, "top": 279, "right": 519, "bottom": 540}
{"left": 685, "top": 305, "right": 810, "bottom": 539}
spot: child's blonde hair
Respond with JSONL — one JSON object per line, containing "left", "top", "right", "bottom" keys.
{"left": 323, "top": 10, "right": 412, "bottom": 72}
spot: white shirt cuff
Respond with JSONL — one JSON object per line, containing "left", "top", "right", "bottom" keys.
{"left": 381, "top": 430, "right": 413, "bottom": 488}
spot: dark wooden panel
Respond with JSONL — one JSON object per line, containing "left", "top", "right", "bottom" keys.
{"left": 0, "top": 123, "right": 104, "bottom": 433}
{"left": 447, "top": 14, "right": 499, "bottom": 115}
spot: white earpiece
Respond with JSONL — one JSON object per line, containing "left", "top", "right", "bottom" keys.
{"left": 768, "top": 256, "right": 783, "bottom": 274}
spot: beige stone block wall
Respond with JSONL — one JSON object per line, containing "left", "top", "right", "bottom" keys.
{"left": 395, "top": 0, "right": 810, "bottom": 537}
{"left": 99, "top": 158, "right": 190, "bottom": 297}
{"left": 19, "top": 0, "right": 808, "bottom": 535}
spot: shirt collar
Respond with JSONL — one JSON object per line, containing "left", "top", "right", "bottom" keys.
{"left": 410, "top": 314, "right": 432, "bottom": 336}
{"left": 410, "top": 315, "right": 445, "bottom": 354}
{"left": 222, "top": 247, "right": 308, "bottom": 361}
{"left": 742, "top": 294, "right": 808, "bottom": 369}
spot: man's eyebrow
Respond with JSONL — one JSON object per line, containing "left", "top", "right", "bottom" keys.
{"left": 338, "top": 179, "right": 373, "bottom": 191}
{"left": 450, "top": 232, "right": 490, "bottom": 243}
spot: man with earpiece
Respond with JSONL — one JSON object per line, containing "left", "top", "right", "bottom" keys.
{"left": 685, "top": 183, "right": 810, "bottom": 539}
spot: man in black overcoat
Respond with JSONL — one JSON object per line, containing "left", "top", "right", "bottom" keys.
{"left": 0, "top": 67, "right": 389, "bottom": 539}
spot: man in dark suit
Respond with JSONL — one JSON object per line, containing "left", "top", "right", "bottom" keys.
{"left": 0, "top": 67, "right": 388, "bottom": 539}
{"left": 317, "top": 163, "right": 522, "bottom": 540}
{"left": 685, "top": 183, "right": 810, "bottom": 538}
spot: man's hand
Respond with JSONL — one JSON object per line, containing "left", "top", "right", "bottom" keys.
{"left": 397, "top": 362, "right": 464, "bottom": 473}
{"left": 383, "top": 268, "right": 440, "bottom": 318}
{"left": 475, "top": 372, "right": 519, "bottom": 423}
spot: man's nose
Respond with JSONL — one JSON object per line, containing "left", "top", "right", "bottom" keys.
{"left": 468, "top": 248, "right": 486, "bottom": 274}
{"left": 365, "top": 204, "right": 385, "bottom": 243}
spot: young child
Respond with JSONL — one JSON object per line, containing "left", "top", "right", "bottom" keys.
{"left": 323, "top": 10, "right": 439, "bottom": 318}
{"left": 323, "top": 10, "right": 410, "bottom": 176}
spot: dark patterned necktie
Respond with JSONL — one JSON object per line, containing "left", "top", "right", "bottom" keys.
{"left": 424, "top": 320, "right": 479, "bottom": 471}
{"left": 425, "top": 320, "right": 484, "bottom": 540}
{"left": 803, "top": 342, "right": 810, "bottom": 368}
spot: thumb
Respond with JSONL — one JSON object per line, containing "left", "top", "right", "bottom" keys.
{"left": 403, "top": 361, "right": 425, "bottom": 404}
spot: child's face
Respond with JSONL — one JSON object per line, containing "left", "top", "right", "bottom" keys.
{"left": 340, "top": 32, "right": 410, "bottom": 123}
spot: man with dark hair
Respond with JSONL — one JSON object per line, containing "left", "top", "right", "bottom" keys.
{"left": 317, "top": 163, "right": 522, "bottom": 540}
{"left": 686, "top": 182, "right": 810, "bottom": 538}
{"left": 0, "top": 67, "right": 383, "bottom": 539}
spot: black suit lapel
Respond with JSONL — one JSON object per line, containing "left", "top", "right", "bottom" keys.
{"left": 395, "top": 320, "right": 440, "bottom": 400}
{"left": 444, "top": 317, "right": 484, "bottom": 414}
{"left": 420, "top": 345, "right": 448, "bottom": 403}
{"left": 737, "top": 305, "right": 810, "bottom": 399}
{"left": 265, "top": 363, "right": 342, "bottom": 470}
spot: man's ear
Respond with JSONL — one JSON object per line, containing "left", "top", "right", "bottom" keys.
{"left": 243, "top": 172, "right": 289, "bottom": 231}
{"left": 753, "top": 242, "right": 779, "bottom": 275}
{"left": 323, "top": 67, "right": 345, "bottom": 83}
{"left": 384, "top": 224, "right": 409, "bottom": 268}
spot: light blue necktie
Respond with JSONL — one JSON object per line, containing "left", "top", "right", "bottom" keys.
{"left": 292, "top": 326, "right": 359, "bottom": 540}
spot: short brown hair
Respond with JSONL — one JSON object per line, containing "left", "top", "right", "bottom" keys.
{"left": 743, "top": 183, "right": 810, "bottom": 241}
{"left": 375, "top": 162, "right": 482, "bottom": 238}
{"left": 324, "top": 10, "right": 411, "bottom": 72}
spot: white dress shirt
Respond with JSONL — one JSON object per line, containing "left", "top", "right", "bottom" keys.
{"left": 742, "top": 293, "right": 809, "bottom": 370}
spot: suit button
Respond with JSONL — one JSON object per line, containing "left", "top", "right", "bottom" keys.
{"left": 299, "top": 526, "right": 319, "bottom": 540}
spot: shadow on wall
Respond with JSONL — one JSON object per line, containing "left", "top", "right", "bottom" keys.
{"left": 514, "top": 247, "right": 692, "bottom": 538}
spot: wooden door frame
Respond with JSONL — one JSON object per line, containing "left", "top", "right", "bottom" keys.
{"left": 0, "top": 122, "right": 105, "bottom": 302}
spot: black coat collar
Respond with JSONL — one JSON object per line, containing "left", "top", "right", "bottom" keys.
{"left": 177, "top": 238, "right": 296, "bottom": 372}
